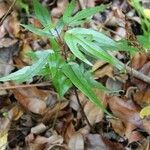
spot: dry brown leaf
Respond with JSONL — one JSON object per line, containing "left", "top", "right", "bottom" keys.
{"left": 64, "top": 122, "right": 76, "bottom": 143}
{"left": 12, "top": 87, "right": 49, "bottom": 114}
{"left": 0, "top": 118, "right": 11, "bottom": 150}
{"left": 8, "top": 105, "right": 24, "bottom": 121}
{"left": 26, "top": 131, "right": 63, "bottom": 150}
{"left": 68, "top": 132, "right": 84, "bottom": 150}
{"left": 42, "top": 101, "right": 69, "bottom": 124}
{"left": 133, "top": 91, "right": 150, "bottom": 107}
{"left": 142, "top": 116, "right": 150, "bottom": 134}
{"left": 51, "top": 0, "right": 68, "bottom": 18}
{"left": 108, "top": 96, "right": 142, "bottom": 127}
{"left": 85, "top": 134, "right": 125, "bottom": 150}
{"left": 131, "top": 52, "right": 148, "bottom": 70}
{"left": 109, "top": 118, "right": 125, "bottom": 137}
{"left": 93, "top": 64, "right": 114, "bottom": 79}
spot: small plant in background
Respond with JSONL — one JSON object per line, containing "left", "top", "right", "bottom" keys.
{"left": 130, "top": 0, "right": 150, "bottom": 50}
{"left": 0, "top": 0, "right": 138, "bottom": 115}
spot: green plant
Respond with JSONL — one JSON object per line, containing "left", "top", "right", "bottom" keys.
{"left": 0, "top": 0, "right": 135, "bottom": 115}
{"left": 131, "top": 0, "right": 150, "bottom": 50}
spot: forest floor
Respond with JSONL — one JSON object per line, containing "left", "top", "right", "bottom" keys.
{"left": 0, "top": 0, "right": 149, "bottom": 149}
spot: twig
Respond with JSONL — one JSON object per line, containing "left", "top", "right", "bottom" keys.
{"left": 0, "top": 82, "right": 51, "bottom": 90}
{"left": 125, "top": 65, "right": 150, "bottom": 84}
{"left": 74, "top": 88, "right": 92, "bottom": 128}
{"left": 0, "top": 0, "right": 17, "bottom": 26}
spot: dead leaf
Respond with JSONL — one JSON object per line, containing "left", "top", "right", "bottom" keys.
{"left": 85, "top": 134, "right": 125, "bottom": 150}
{"left": 31, "top": 123, "right": 48, "bottom": 135}
{"left": 0, "top": 38, "right": 19, "bottom": 76}
{"left": 108, "top": 96, "right": 142, "bottom": 127}
{"left": 26, "top": 131, "right": 63, "bottom": 150}
{"left": 8, "top": 105, "right": 24, "bottom": 121}
{"left": 131, "top": 52, "right": 148, "bottom": 70}
{"left": 51, "top": 0, "right": 68, "bottom": 18}
{"left": 68, "top": 132, "right": 84, "bottom": 150}
{"left": 142, "top": 117, "right": 150, "bottom": 134}
{"left": 0, "top": 118, "right": 11, "bottom": 150}
{"left": 109, "top": 118, "right": 125, "bottom": 137}
{"left": 93, "top": 64, "right": 114, "bottom": 79}
{"left": 42, "top": 101, "right": 69, "bottom": 124}
{"left": 133, "top": 91, "right": 150, "bottom": 107}
{"left": 12, "top": 87, "right": 49, "bottom": 114}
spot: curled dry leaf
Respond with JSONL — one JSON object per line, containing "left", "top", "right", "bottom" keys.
{"left": 12, "top": 87, "right": 49, "bottom": 115}
{"left": 108, "top": 96, "right": 142, "bottom": 127}
{"left": 68, "top": 132, "right": 84, "bottom": 150}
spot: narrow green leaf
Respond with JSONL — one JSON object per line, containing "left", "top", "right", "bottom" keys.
{"left": 33, "top": 0, "right": 51, "bottom": 27}
{"left": 64, "top": 33, "right": 92, "bottom": 66}
{"left": 70, "top": 5, "right": 106, "bottom": 25}
{"left": 63, "top": 0, "right": 76, "bottom": 24}
{"left": 0, "top": 51, "right": 52, "bottom": 83}
{"left": 21, "top": 24, "right": 52, "bottom": 37}
{"left": 65, "top": 28, "right": 124, "bottom": 70}
{"left": 62, "top": 63, "right": 111, "bottom": 115}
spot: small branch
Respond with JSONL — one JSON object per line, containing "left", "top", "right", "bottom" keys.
{"left": 125, "top": 65, "right": 150, "bottom": 84}
{"left": 0, "top": 0, "right": 17, "bottom": 26}
{"left": 0, "top": 82, "right": 51, "bottom": 90}
{"left": 74, "top": 88, "right": 92, "bottom": 129}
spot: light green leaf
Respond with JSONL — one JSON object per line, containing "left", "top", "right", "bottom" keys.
{"left": 33, "top": 0, "right": 51, "bottom": 27}
{"left": 0, "top": 51, "right": 52, "bottom": 83}
{"left": 65, "top": 28, "right": 124, "bottom": 70}
{"left": 63, "top": 0, "right": 76, "bottom": 24}
{"left": 62, "top": 63, "right": 111, "bottom": 115}
{"left": 21, "top": 24, "right": 52, "bottom": 37}
{"left": 70, "top": 4, "right": 107, "bottom": 25}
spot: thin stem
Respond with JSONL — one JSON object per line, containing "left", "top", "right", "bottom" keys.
{"left": 74, "top": 88, "right": 92, "bottom": 129}
{"left": 0, "top": 0, "right": 17, "bottom": 26}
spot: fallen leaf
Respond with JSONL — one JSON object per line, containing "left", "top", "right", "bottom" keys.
{"left": 108, "top": 96, "right": 142, "bottom": 127}
{"left": 68, "top": 132, "right": 84, "bottom": 150}
{"left": 85, "top": 134, "right": 125, "bottom": 150}
{"left": 133, "top": 91, "right": 150, "bottom": 108}
{"left": 42, "top": 101, "right": 69, "bottom": 124}
{"left": 109, "top": 118, "right": 125, "bottom": 137}
{"left": 131, "top": 52, "right": 147, "bottom": 70}
{"left": 0, "top": 118, "right": 11, "bottom": 150}
{"left": 93, "top": 64, "right": 114, "bottom": 79}
{"left": 26, "top": 130, "right": 63, "bottom": 150}
{"left": 142, "top": 116, "right": 150, "bottom": 134}
{"left": 12, "top": 87, "right": 49, "bottom": 114}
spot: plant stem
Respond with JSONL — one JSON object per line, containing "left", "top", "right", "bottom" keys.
{"left": 74, "top": 88, "right": 93, "bottom": 129}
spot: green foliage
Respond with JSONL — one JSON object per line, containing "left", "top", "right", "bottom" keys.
{"left": 131, "top": 0, "right": 150, "bottom": 50}
{"left": 63, "top": 0, "right": 107, "bottom": 25}
{"left": 0, "top": 0, "right": 135, "bottom": 115}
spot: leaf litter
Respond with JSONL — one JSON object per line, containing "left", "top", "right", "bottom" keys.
{"left": 0, "top": 0, "right": 150, "bottom": 149}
